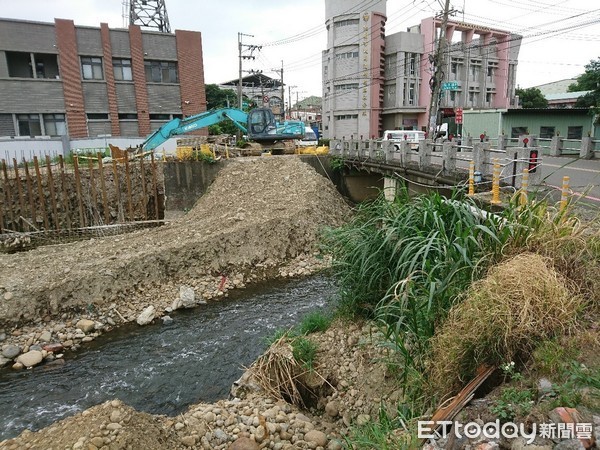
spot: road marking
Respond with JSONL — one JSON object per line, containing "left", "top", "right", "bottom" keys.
{"left": 547, "top": 184, "right": 600, "bottom": 203}
{"left": 544, "top": 163, "right": 600, "bottom": 174}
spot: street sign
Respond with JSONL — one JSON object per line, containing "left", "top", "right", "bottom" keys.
{"left": 455, "top": 107, "right": 463, "bottom": 124}
{"left": 442, "top": 81, "right": 459, "bottom": 91}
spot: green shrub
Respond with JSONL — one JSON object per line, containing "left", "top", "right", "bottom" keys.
{"left": 291, "top": 337, "right": 318, "bottom": 370}
{"left": 297, "top": 311, "right": 333, "bottom": 335}
{"left": 490, "top": 387, "right": 534, "bottom": 422}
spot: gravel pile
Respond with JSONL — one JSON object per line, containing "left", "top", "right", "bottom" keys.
{"left": 0, "top": 156, "right": 350, "bottom": 367}
{"left": 1, "top": 321, "right": 400, "bottom": 450}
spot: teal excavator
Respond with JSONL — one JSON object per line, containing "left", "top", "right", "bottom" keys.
{"left": 141, "top": 107, "right": 305, "bottom": 154}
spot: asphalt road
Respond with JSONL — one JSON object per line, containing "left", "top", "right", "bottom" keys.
{"left": 540, "top": 155, "right": 600, "bottom": 210}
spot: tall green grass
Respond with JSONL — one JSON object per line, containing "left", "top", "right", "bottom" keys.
{"left": 322, "top": 189, "right": 541, "bottom": 399}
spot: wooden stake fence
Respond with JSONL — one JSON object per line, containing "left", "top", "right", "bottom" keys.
{"left": 1, "top": 153, "right": 163, "bottom": 234}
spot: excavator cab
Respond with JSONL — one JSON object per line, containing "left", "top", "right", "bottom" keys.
{"left": 246, "top": 108, "right": 304, "bottom": 142}
{"left": 247, "top": 108, "right": 276, "bottom": 137}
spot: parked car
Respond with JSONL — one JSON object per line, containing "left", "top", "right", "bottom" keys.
{"left": 382, "top": 130, "right": 425, "bottom": 150}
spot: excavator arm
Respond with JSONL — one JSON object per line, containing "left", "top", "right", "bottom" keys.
{"left": 141, "top": 108, "right": 249, "bottom": 151}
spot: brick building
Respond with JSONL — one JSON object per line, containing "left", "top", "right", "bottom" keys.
{"left": 0, "top": 18, "right": 206, "bottom": 139}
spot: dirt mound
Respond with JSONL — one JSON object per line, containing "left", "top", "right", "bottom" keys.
{"left": 0, "top": 399, "right": 177, "bottom": 450}
{"left": 0, "top": 156, "right": 350, "bottom": 328}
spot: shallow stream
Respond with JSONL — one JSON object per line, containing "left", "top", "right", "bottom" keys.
{"left": 0, "top": 275, "right": 336, "bottom": 441}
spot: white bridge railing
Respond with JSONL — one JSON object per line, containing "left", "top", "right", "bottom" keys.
{"left": 329, "top": 136, "right": 543, "bottom": 190}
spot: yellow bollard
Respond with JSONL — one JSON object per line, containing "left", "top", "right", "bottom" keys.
{"left": 560, "top": 175, "right": 570, "bottom": 212}
{"left": 225, "top": 143, "right": 230, "bottom": 159}
{"left": 520, "top": 168, "right": 529, "bottom": 206}
{"left": 162, "top": 148, "right": 166, "bottom": 162}
{"left": 491, "top": 158, "right": 501, "bottom": 205}
{"left": 468, "top": 160, "right": 475, "bottom": 196}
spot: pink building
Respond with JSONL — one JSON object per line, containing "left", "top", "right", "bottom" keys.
{"left": 323, "top": 1, "right": 521, "bottom": 138}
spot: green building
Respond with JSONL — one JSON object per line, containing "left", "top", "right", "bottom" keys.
{"left": 461, "top": 108, "right": 598, "bottom": 141}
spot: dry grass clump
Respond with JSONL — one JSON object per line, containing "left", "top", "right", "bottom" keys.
{"left": 247, "top": 336, "right": 320, "bottom": 408}
{"left": 428, "top": 252, "right": 583, "bottom": 399}
{"left": 504, "top": 202, "right": 600, "bottom": 311}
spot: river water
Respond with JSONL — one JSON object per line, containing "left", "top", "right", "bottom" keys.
{"left": 0, "top": 276, "right": 337, "bottom": 441}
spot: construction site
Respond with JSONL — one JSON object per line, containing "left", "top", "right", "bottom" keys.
{"left": 1, "top": 0, "right": 599, "bottom": 449}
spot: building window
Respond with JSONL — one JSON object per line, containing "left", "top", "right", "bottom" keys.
{"left": 485, "top": 91, "right": 493, "bottom": 103}
{"left": 334, "top": 19, "right": 359, "bottom": 28}
{"left": 511, "top": 127, "right": 528, "bottom": 138}
{"left": 334, "top": 83, "right": 359, "bottom": 91}
{"left": 539, "top": 126, "right": 555, "bottom": 139}
{"left": 87, "top": 113, "right": 109, "bottom": 120}
{"left": 567, "top": 126, "right": 583, "bottom": 139}
{"left": 409, "top": 82, "right": 415, "bottom": 105}
{"left": 487, "top": 65, "right": 494, "bottom": 78}
{"left": 144, "top": 60, "right": 179, "bottom": 83}
{"left": 451, "top": 62, "right": 458, "bottom": 75}
{"left": 469, "top": 91, "right": 478, "bottom": 104}
{"left": 450, "top": 90, "right": 456, "bottom": 102}
{"left": 336, "top": 51, "right": 359, "bottom": 59}
{"left": 409, "top": 53, "right": 416, "bottom": 75}
{"left": 334, "top": 114, "right": 358, "bottom": 120}
{"left": 6, "top": 52, "right": 59, "bottom": 79}
{"left": 118, "top": 113, "right": 138, "bottom": 120}
{"left": 113, "top": 59, "right": 132, "bottom": 81}
{"left": 149, "top": 114, "right": 170, "bottom": 121}
{"left": 81, "top": 57, "right": 103, "bottom": 80}
{"left": 43, "top": 114, "right": 66, "bottom": 136}
{"left": 17, "top": 114, "right": 42, "bottom": 137}
{"left": 471, "top": 64, "right": 479, "bottom": 81}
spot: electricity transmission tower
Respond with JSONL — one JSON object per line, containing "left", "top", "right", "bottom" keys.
{"left": 123, "top": 0, "right": 171, "bottom": 33}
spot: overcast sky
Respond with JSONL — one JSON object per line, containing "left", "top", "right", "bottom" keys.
{"left": 2, "top": 0, "right": 599, "bottom": 103}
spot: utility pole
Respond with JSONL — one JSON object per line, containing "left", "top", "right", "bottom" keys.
{"left": 272, "top": 61, "right": 285, "bottom": 122}
{"left": 427, "top": 0, "right": 452, "bottom": 138}
{"left": 238, "top": 32, "right": 260, "bottom": 110}
{"left": 288, "top": 85, "right": 297, "bottom": 120}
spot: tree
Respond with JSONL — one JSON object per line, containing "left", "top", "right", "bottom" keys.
{"left": 204, "top": 84, "right": 242, "bottom": 136}
{"left": 515, "top": 87, "right": 548, "bottom": 108}
{"left": 568, "top": 57, "right": 600, "bottom": 119}
{"left": 205, "top": 84, "right": 238, "bottom": 110}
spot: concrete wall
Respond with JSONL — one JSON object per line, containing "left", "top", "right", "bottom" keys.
{"left": 162, "top": 160, "right": 225, "bottom": 211}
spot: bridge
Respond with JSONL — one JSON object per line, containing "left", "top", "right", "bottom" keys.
{"left": 327, "top": 136, "right": 600, "bottom": 209}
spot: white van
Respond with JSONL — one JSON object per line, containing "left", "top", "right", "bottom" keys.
{"left": 382, "top": 130, "right": 425, "bottom": 150}
{"left": 296, "top": 126, "right": 318, "bottom": 147}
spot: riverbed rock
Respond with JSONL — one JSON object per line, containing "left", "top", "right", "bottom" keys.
{"left": 171, "top": 296, "right": 183, "bottom": 311}
{"left": 136, "top": 306, "right": 155, "bottom": 325}
{"left": 325, "top": 400, "right": 339, "bottom": 417}
{"left": 76, "top": 319, "right": 95, "bottom": 333}
{"left": 2, "top": 344, "right": 21, "bottom": 359}
{"left": 17, "top": 350, "right": 43, "bottom": 368}
{"left": 228, "top": 436, "right": 260, "bottom": 450}
{"left": 305, "top": 430, "right": 328, "bottom": 447}
{"left": 39, "top": 330, "right": 52, "bottom": 342}
{"left": 42, "top": 343, "right": 64, "bottom": 353}
{"left": 0, "top": 356, "right": 11, "bottom": 367}
{"left": 180, "top": 285, "right": 196, "bottom": 308}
